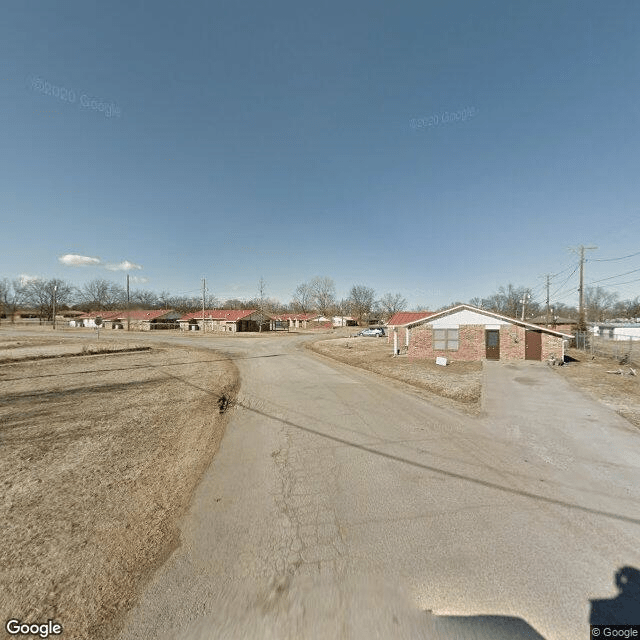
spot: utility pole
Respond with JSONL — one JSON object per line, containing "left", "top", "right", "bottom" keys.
{"left": 126, "top": 274, "right": 130, "bottom": 332}
{"left": 573, "top": 245, "right": 598, "bottom": 332}
{"left": 520, "top": 292, "right": 530, "bottom": 321}
{"left": 545, "top": 274, "right": 551, "bottom": 325}
{"left": 202, "top": 277, "right": 206, "bottom": 333}
{"left": 52, "top": 284, "right": 57, "bottom": 330}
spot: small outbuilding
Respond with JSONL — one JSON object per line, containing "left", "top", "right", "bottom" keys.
{"left": 394, "top": 304, "right": 572, "bottom": 362}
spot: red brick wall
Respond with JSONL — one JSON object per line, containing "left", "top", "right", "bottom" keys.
{"left": 500, "top": 325, "right": 525, "bottom": 359}
{"left": 408, "top": 323, "right": 565, "bottom": 361}
{"left": 541, "top": 334, "right": 564, "bottom": 360}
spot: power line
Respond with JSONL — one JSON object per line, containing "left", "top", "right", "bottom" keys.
{"left": 586, "top": 266, "right": 640, "bottom": 285}
{"left": 599, "top": 276, "right": 640, "bottom": 288}
{"left": 591, "top": 250, "right": 640, "bottom": 262}
{"left": 550, "top": 263, "right": 580, "bottom": 299}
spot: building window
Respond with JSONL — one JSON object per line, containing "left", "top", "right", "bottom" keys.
{"left": 433, "top": 328, "right": 459, "bottom": 351}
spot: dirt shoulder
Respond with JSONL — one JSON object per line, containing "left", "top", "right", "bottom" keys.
{"left": 0, "top": 340, "right": 239, "bottom": 640}
{"left": 307, "top": 336, "right": 482, "bottom": 414}
{"left": 554, "top": 348, "right": 640, "bottom": 430}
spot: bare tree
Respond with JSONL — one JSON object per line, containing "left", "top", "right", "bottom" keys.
{"left": 291, "top": 282, "right": 315, "bottom": 314}
{"left": 333, "top": 298, "right": 351, "bottom": 323}
{"left": 348, "top": 284, "right": 376, "bottom": 325}
{"left": 309, "top": 276, "right": 336, "bottom": 317}
{"left": 222, "top": 298, "right": 249, "bottom": 309}
{"left": 165, "top": 296, "right": 201, "bottom": 314}
{"left": 22, "top": 278, "right": 75, "bottom": 321}
{"left": 77, "top": 278, "right": 126, "bottom": 311}
{"left": 584, "top": 286, "right": 619, "bottom": 322}
{"left": 130, "top": 289, "right": 159, "bottom": 308}
{"left": 622, "top": 296, "right": 640, "bottom": 321}
{"left": 378, "top": 292, "right": 407, "bottom": 320}
{"left": 476, "top": 284, "right": 539, "bottom": 319}
{"left": 0, "top": 278, "right": 27, "bottom": 322}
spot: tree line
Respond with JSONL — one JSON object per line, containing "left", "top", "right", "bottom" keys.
{"left": 2, "top": 276, "right": 637, "bottom": 325}
{"left": 0, "top": 276, "right": 408, "bottom": 325}
{"left": 458, "top": 284, "right": 640, "bottom": 323}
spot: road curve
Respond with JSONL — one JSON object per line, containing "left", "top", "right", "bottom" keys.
{"left": 11, "top": 330, "right": 638, "bottom": 639}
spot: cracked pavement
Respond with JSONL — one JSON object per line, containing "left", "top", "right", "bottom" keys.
{"left": 104, "top": 333, "right": 640, "bottom": 640}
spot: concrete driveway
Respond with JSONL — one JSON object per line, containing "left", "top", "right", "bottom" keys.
{"left": 6, "top": 329, "right": 639, "bottom": 638}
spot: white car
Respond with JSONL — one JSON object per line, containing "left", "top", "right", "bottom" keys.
{"left": 357, "top": 328, "right": 385, "bottom": 337}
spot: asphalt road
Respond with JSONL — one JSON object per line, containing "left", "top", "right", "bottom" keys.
{"left": 7, "top": 329, "right": 640, "bottom": 638}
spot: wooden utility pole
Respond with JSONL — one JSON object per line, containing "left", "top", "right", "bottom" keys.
{"left": 126, "top": 274, "right": 130, "bottom": 332}
{"left": 202, "top": 277, "right": 206, "bottom": 333}
{"left": 520, "top": 292, "right": 530, "bottom": 321}
{"left": 52, "top": 284, "right": 57, "bottom": 330}
{"left": 545, "top": 274, "right": 551, "bottom": 325}
{"left": 575, "top": 245, "right": 598, "bottom": 331}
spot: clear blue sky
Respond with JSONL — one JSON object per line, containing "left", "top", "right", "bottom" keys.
{"left": 2, "top": 1, "right": 639, "bottom": 309}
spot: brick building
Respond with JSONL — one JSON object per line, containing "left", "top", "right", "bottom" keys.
{"left": 392, "top": 305, "right": 571, "bottom": 362}
{"left": 179, "top": 309, "right": 270, "bottom": 332}
{"left": 386, "top": 311, "right": 435, "bottom": 351}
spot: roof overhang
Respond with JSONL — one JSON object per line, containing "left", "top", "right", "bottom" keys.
{"left": 400, "top": 304, "right": 573, "bottom": 338}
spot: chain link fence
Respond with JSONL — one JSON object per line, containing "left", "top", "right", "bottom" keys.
{"left": 574, "top": 331, "right": 640, "bottom": 366}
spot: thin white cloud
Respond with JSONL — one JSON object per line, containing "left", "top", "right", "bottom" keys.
{"left": 130, "top": 276, "right": 148, "bottom": 283}
{"left": 105, "top": 260, "right": 143, "bottom": 271}
{"left": 59, "top": 254, "right": 101, "bottom": 267}
{"left": 19, "top": 274, "right": 39, "bottom": 284}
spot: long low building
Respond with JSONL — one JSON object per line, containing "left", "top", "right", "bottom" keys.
{"left": 391, "top": 304, "right": 572, "bottom": 361}
{"left": 592, "top": 322, "right": 640, "bottom": 341}
{"left": 72, "top": 310, "right": 181, "bottom": 329}
{"left": 179, "top": 309, "right": 270, "bottom": 332}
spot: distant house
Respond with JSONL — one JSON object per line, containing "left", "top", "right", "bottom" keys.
{"left": 179, "top": 309, "right": 270, "bottom": 332}
{"left": 73, "top": 311, "right": 121, "bottom": 328}
{"left": 331, "top": 315, "right": 357, "bottom": 327}
{"left": 316, "top": 315, "right": 357, "bottom": 328}
{"left": 104, "top": 310, "right": 181, "bottom": 330}
{"left": 386, "top": 311, "right": 436, "bottom": 351}
{"left": 72, "top": 310, "right": 180, "bottom": 330}
{"left": 269, "top": 313, "right": 322, "bottom": 330}
{"left": 528, "top": 315, "right": 578, "bottom": 335}
{"left": 392, "top": 304, "right": 571, "bottom": 361}
{"left": 591, "top": 322, "right": 640, "bottom": 341}
{"left": 1, "top": 309, "right": 39, "bottom": 321}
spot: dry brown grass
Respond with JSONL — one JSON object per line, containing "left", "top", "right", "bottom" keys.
{"left": 555, "top": 348, "right": 640, "bottom": 429}
{"left": 0, "top": 342, "right": 239, "bottom": 640}
{"left": 308, "top": 337, "right": 482, "bottom": 412}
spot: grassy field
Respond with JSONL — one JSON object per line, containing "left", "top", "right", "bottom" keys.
{"left": 308, "top": 336, "right": 482, "bottom": 412}
{"left": 0, "top": 337, "right": 238, "bottom": 640}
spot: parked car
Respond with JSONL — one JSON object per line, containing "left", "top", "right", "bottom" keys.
{"left": 357, "top": 328, "right": 386, "bottom": 337}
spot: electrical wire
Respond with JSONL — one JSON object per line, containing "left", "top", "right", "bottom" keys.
{"left": 591, "top": 250, "right": 640, "bottom": 262}
{"left": 550, "top": 263, "right": 580, "bottom": 299}
{"left": 586, "top": 267, "right": 640, "bottom": 285}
